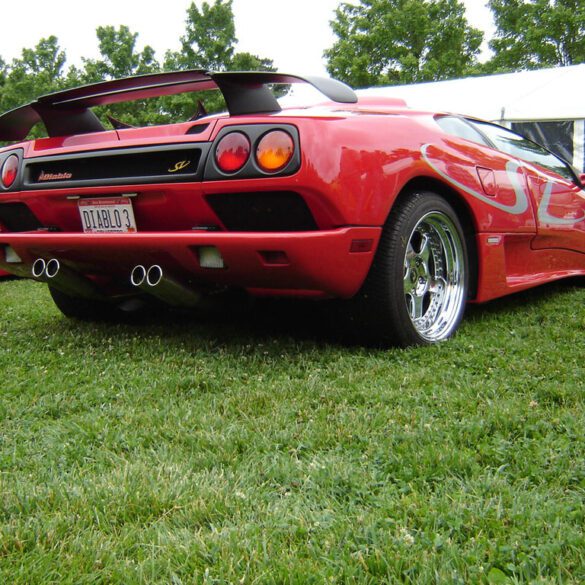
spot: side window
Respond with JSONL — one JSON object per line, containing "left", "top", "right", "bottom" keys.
{"left": 435, "top": 116, "right": 491, "bottom": 146}
{"left": 468, "top": 120, "right": 576, "bottom": 182}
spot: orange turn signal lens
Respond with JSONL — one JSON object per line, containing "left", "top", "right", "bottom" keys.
{"left": 256, "top": 130, "right": 294, "bottom": 173}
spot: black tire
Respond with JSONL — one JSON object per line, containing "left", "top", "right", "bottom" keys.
{"left": 49, "top": 286, "right": 123, "bottom": 322}
{"left": 348, "top": 191, "right": 469, "bottom": 347}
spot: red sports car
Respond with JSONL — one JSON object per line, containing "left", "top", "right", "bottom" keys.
{"left": 0, "top": 71, "right": 584, "bottom": 346}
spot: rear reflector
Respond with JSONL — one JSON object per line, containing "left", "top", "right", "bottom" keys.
{"left": 259, "top": 250, "right": 289, "bottom": 265}
{"left": 350, "top": 239, "right": 374, "bottom": 253}
{"left": 197, "top": 246, "right": 225, "bottom": 269}
{"left": 1, "top": 155, "right": 19, "bottom": 188}
{"left": 215, "top": 132, "right": 250, "bottom": 173}
{"left": 4, "top": 245, "right": 22, "bottom": 263}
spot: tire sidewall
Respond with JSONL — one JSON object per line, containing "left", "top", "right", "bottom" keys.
{"left": 381, "top": 191, "right": 469, "bottom": 346}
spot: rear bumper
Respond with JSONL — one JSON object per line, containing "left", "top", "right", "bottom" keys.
{"left": 0, "top": 227, "right": 381, "bottom": 299}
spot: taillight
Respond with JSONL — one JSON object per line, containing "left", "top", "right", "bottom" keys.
{"left": 256, "top": 130, "right": 294, "bottom": 173}
{"left": 215, "top": 132, "right": 250, "bottom": 173}
{"left": 1, "top": 154, "right": 19, "bottom": 188}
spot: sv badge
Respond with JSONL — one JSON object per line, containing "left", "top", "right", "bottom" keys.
{"left": 168, "top": 160, "right": 191, "bottom": 173}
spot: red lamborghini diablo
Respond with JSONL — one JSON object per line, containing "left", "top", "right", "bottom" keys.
{"left": 0, "top": 71, "right": 584, "bottom": 346}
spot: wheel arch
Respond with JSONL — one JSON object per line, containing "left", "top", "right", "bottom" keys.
{"left": 391, "top": 176, "right": 479, "bottom": 301}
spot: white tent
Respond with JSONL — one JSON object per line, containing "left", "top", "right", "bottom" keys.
{"left": 357, "top": 64, "right": 585, "bottom": 171}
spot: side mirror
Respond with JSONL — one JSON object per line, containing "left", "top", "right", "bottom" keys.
{"left": 580, "top": 173, "right": 585, "bottom": 186}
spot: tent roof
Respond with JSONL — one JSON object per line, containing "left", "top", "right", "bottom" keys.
{"left": 357, "top": 64, "right": 585, "bottom": 122}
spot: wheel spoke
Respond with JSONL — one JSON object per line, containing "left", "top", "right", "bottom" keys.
{"left": 404, "top": 242, "right": 416, "bottom": 268}
{"left": 418, "top": 233, "right": 431, "bottom": 264}
{"left": 403, "top": 267, "right": 415, "bottom": 294}
{"left": 409, "top": 292, "right": 425, "bottom": 320}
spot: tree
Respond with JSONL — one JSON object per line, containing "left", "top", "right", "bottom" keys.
{"left": 76, "top": 26, "right": 161, "bottom": 127}
{"left": 325, "top": 0, "right": 483, "bottom": 87}
{"left": 487, "top": 0, "right": 585, "bottom": 72}
{"left": 0, "top": 37, "right": 75, "bottom": 141}
{"left": 0, "top": 57, "right": 6, "bottom": 93}
{"left": 166, "top": 0, "right": 236, "bottom": 71}
{"left": 165, "top": 0, "right": 275, "bottom": 73}
{"left": 163, "top": 0, "right": 275, "bottom": 118}
{"left": 0, "top": 36, "right": 68, "bottom": 113}
{"left": 0, "top": 1, "right": 277, "bottom": 133}
{"left": 82, "top": 25, "right": 159, "bottom": 83}
{"left": 230, "top": 52, "right": 275, "bottom": 72}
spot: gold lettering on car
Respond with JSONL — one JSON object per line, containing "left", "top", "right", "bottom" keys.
{"left": 38, "top": 171, "right": 73, "bottom": 181}
{"left": 168, "top": 160, "right": 191, "bottom": 173}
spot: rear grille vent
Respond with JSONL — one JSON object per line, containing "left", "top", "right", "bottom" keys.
{"left": 0, "top": 202, "right": 44, "bottom": 232}
{"left": 24, "top": 144, "right": 209, "bottom": 189}
{"left": 206, "top": 191, "right": 318, "bottom": 232}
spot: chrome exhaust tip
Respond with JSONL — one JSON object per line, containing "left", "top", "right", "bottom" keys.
{"left": 45, "top": 258, "right": 60, "bottom": 279}
{"left": 31, "top": 258, "right": 47, "bottom": 279}
{"left": 130, "top": 265, "right": 147, "bottom": 287}
{"left": 33, "top": 257, "right": 102, "bottom": 300}
{"left": 130, "top": 264, "right": 201, "bottom": 307}
{"left": 146, "top": 265, "right": 163, "bottom": 287}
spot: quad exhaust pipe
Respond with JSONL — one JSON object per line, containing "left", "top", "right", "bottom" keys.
{"left": 32, "top": 258, "right": 57, "bottom": 280}
{"left": 31, "top": 258, "right": 102, "bottom": 300}
{"left": 130, "top": 264, "right": 201, "bottom": 307}
{"left": 28, "top": 259, "right": 200, "bottom": 307}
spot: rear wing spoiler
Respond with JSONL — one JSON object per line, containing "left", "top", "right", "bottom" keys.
{"left": 0, "top": 70, "right": 358, "bottom": 141}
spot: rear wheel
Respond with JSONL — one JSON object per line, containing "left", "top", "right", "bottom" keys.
{"left": 350, "top": 191, "right": 468, "bottom": 346}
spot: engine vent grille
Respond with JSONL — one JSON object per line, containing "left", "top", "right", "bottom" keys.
{"left": 24, "top": 144, "right": 208, "bottom": 189}
{"left": 0, "top": 202, "right": 44, "bottom": 232}
{"left": 206, "top": 191, "right": 317, "bottom": 232}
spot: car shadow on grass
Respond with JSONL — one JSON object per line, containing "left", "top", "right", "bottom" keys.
{"left": 45, "top": 276, "right": 583, "bottom": 351}
{"left": 131, "top": 294, "right": 346, "bottom": 347}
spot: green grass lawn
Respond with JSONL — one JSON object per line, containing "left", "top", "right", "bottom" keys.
{"left": 1, "top": 278, "right": 584, "bottom": 584}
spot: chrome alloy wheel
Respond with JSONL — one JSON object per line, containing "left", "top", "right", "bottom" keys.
{"left": 403, "top": 211, "right": 466, "bottom": 342}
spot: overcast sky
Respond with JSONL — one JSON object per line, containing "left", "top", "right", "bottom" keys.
{"left": 1, "top": 0, "right": 494, "bottom": 77}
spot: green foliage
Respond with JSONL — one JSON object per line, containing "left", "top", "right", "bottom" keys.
{"left": 0, "top": 1, "right": 275, "bottom": 136}
{"left": 79, "top": 25, "right": 167, "bottom": 129}
{"left": 165, "top": 0, "right": 237, "bottom": 71}
{"left": 1, "top": 278, "right": 585, "bottom": 583}
{"left": 164, "top": 1, "right": 276, "bottom": 118}
{"left": 0, "top": 37, "right": 75, "bottom": 140}
{"left": 486, "top": 0, "right": 585, "bottom": 72}
{"left": 0, "top": 57, "right": 6, "bottom": 107}
{"left": 0, "top": 36, "right": 68, "bottom": 113}
{"left": 231, "top": 51, "right": 275, "bottom": 72}
{"left": 81, "top": 25, "right": 159, "bottom": 83}
{"left": 2, "top": 0, "right": 583, "bottom": 136}
{"left": 325, "top": 0, "right": 483, "bottom": 87}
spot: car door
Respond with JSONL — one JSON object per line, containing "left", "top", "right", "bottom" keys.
{"left": 468, "top": 121, "right": 585, "bottom": 254}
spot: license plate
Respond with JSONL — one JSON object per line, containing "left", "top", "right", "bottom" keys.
{"left": 78, "top": 197, "right": 137, "bottom": 233}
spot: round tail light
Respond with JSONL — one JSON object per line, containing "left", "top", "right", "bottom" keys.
{"left": 1, "top": 154, "right": 19, "bottom": 188}
{"left": 256, "top": 130, "right": 294, "bottom": 173}
{"left": 215, "top": 132, "right": 250, "bottom": 173}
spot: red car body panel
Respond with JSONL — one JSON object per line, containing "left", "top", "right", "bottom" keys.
{"left": 1, "top": 228, "right": 380, "bottom": 299}
{"left": 1, "top": 73, "right": 584, "bottom": 313}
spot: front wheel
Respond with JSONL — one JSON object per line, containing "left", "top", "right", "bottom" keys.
{"left": 350, "top": 191, "right": 469, "bottom": 346}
